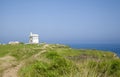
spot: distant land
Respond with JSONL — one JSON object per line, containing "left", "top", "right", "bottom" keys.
{"left": 68, "top": 44, "right": 120, "bottom": 57}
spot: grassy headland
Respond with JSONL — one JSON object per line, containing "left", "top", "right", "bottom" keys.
{"left": 0, "top": 44, "right": 120, "bottom": 77}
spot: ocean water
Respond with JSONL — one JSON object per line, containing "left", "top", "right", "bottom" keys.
{"left": 68, "top": 44, "right": 120, "bottom": 57}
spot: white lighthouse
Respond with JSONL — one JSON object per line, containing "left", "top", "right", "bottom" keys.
{"left": 29, "top": 32, "right": 39, "bottom": 44}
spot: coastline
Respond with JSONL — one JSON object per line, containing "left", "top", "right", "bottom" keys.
{"left": 67, "top": 44, "right": 120, "bottom": 57}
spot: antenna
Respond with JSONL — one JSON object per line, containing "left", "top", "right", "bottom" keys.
{"left": 30, "top": 32, "right": 32, "bottom": 36}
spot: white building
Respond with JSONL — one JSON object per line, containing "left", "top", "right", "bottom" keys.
{"left": 8, "top": 41, "right": 20, "bottom": 44}
{"left": 29, "top": 32, "right": 39, "bottom": 44}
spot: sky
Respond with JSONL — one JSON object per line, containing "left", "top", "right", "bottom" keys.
{"left": 0, "top": 0, "right": 120, "bottom": 44}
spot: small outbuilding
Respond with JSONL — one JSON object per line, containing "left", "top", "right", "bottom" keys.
{"left": 8, "top": 41, "right": 20, "bottom": 44}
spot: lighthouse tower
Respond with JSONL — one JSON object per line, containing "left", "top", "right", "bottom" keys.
{"left": 29, "top": 32, "right": 39, "bottom": 44}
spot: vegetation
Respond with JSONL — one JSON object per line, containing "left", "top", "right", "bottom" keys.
{"left": 0, "top": 44, "right": 120, "bottom": 77}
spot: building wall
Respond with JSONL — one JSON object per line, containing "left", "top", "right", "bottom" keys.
{"left": 32, "top": 36, "right": 39, "bottom": 43}
{"left": 29, "top": 33, "right": 39, "bottom": 44}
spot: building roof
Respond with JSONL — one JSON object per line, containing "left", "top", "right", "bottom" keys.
{"left": 30, "top": 32, "right": 39, "bottom": 37}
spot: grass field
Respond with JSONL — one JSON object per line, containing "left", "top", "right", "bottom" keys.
{"left": 0, "top": 44, "right": 120, "bottom": 77}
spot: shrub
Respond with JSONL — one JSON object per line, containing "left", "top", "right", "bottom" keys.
{"left": 20, "top": 51, "right": 78, "bottom": 77}
{"left": 87, "top": 59, "right": 120, "bottom": 77}
{"left": 46, "top": 51, "right": 60, "bottom": 59}
{"left": 108, "top": 59, "right": 120, "bottom": 76}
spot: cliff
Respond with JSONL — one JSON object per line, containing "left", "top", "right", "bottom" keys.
{"left": 0, "top": 44, "right": 120, "bottom": 77}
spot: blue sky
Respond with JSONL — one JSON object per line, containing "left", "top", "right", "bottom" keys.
{"left": 0, "top": 0, "right": 120, "bottom": 44}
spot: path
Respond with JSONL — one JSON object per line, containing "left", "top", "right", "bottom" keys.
{"left": 1, "top": 44, "right": 49, "bottom": 77}
{"left": 2, "top": 62, "right": 23, "bottom": 77}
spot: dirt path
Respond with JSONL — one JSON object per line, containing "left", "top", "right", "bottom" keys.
{"left": 33, "top": 44, "right": 49, "bottom": 58}
{"left": 2, "top": 62, "right": 23, "bottom": 77}
{"left": 0, "top": 55, "right": 22, "bottom": 77}
{"left": 0, "top": 56, "right": 17, "bottom": 77}
{"left": 1, "top": 44, "right": 49, "bottom": 77}
{"left": 33, "top": 50, "right": 46, "bottom": 58}
{"left": 0, "top": 56, "right": 16, "bottom": 69}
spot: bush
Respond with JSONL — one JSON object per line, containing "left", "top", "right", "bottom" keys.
{"left": 20, "top": 51, "right": 78, "bottom": 77}
{"left": 46, "top": 51, "right": 60, "bottom": 59}
{"left": 108, "top": 59, "right": 120, "bottom": 76}
{"left": 88, "top": 59, "right": 120, "bottom": 77}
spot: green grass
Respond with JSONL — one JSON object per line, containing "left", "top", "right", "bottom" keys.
{"left": 0, "top": 44, "right": 120, "bottom": 77}
{"left": 0, "top": 44, "right": 44, "bottom": 60}
{"left": 19, "top": 51, "right": 78, "bottom": 77}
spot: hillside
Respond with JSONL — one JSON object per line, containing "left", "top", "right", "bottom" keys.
{"left": 0, "top": 44, "right": 120, "bottom": 77}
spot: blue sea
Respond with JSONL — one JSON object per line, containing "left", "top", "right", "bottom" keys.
{"left": 67, "top": 44, "right": 120, "bottom": 57}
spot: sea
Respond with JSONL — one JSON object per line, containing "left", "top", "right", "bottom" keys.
{"left": 67, "top": 44, "right": 120, "bottom": 57}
